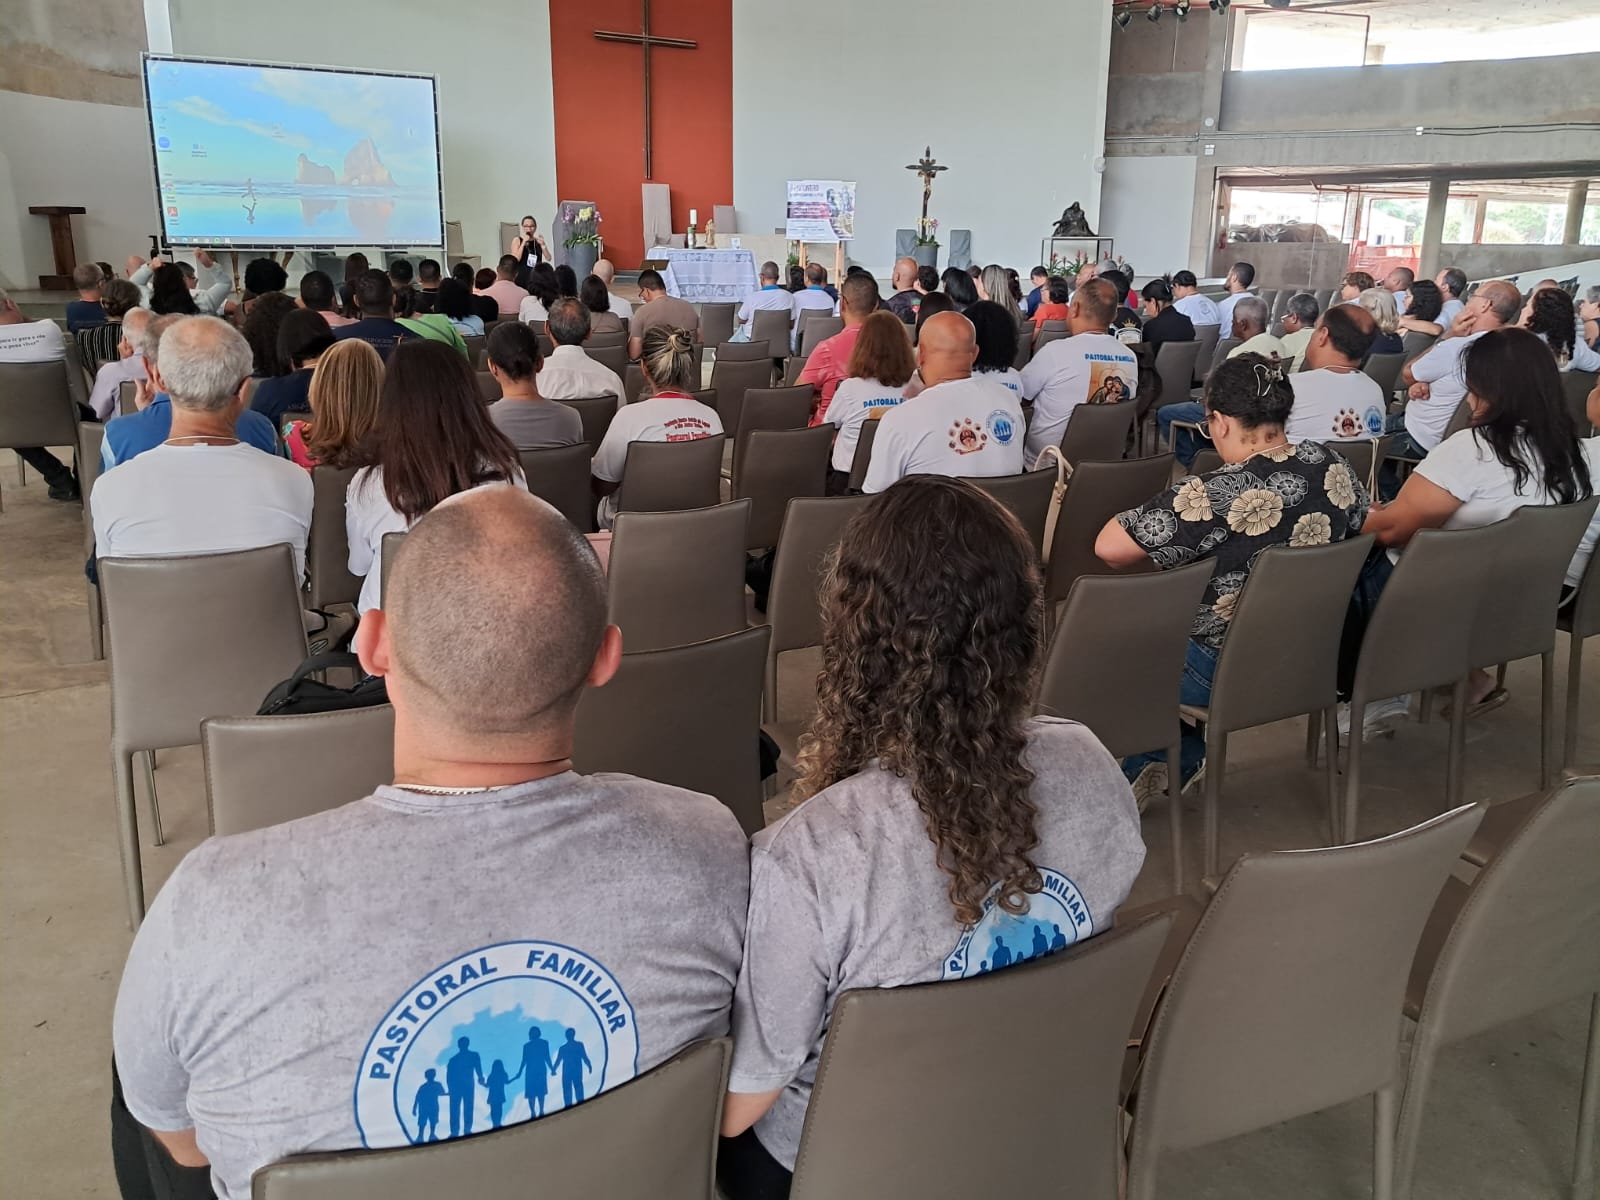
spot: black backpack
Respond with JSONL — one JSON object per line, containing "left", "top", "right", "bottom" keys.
{"left": 258, "top": 653, "right": 389, "bottom": 716}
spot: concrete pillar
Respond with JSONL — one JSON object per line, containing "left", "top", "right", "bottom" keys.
{"left": 1418, "top": 177, "right": 1451, "bottom": 279}
{"left": 1194, "top": 10, "right": 1233, "bottom": 273}
{"left": 1564, "top": 180, "right": 1590, "bottom": 246}
{"left": 144, "top": 0, "right": 174, "bottom": 53}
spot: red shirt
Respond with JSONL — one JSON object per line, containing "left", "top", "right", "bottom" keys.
{"left": 1032, "top": 302, "right": 1069, "bottom": 329}
{"left": 800, "top": 323, "right": 862, "bottom": 422}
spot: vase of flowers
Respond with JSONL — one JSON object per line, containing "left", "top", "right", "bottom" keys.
{"left": 562, "top": 204, "right": 603, "bottom": 278}
{"left": 913, "top": 218, "right": 940, "bottom": 269}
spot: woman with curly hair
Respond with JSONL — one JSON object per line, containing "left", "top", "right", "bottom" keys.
{"left": 1521, "top": 283, "right": 1600, "bottom": 372}
{"left": 719, "top": 475, "right": 1144, "bottom": 1197}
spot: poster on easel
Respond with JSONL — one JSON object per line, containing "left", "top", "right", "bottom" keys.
{"left": 786, "top": 180, "right": 856, "bottom": 242}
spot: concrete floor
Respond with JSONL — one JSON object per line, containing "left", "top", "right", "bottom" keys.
{"left": 1, "top": 449, "right": 1595, "bottom": 1197}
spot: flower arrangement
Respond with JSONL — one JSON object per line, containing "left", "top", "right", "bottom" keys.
{"left": 562, "top": 204, "right": 603, "bottom": 249}
{"left": 1048, "top": 250, "right": 1094, "bottom": 277}
{"left": 914, "top": 217, "right": 940, "bottom": 247}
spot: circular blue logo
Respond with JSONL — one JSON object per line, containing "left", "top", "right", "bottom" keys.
{"left": 1363, "top": 406, "right": 1385, "bottom": 437}
{"left": 986, "top": 410, "right": 1016, "bottom": 446}
{"left": 942, "top": 869, "right": 1094, "bottom": 980}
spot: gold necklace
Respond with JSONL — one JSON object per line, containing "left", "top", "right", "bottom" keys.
{"left": 164, "top": 435, "right": 240, "bottom": 445}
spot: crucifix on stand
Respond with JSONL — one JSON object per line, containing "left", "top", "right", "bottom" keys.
{"left": 594, "top": 0, "right": 698, "bottom": 179}
{"left": 905, "top": 146, "right": 948, "bottom": 227}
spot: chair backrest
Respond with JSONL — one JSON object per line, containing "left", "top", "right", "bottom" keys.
{"left": 0, "top": 356, "right": 83, "bottom": 449}
{"left": 782, "top": 356, "right": 809, "bottom": 386}
{"left": 460, "top": 333, "right": 484, "bottom": 368}
{"left": 574, "top": 628, "right": 770, "bottom": 835}
{"left": 799, "top": 315, "right": 844, "bottom": 358}
{"left": 1037, "top": 563, "right": 1216, "bottom": 757}
{"left": 766, "top": 494, "right": 873, "bottom": 716}
{"left": 556, "top": 393, "right": 618, "bottom": 454}
{"left": 79, "top": 420, "right": 106, "bottom": 552}
{"left": 1012, "top": 326, "right": 1032, "bottom": 370}
{"left": 1208, "top": 336, "right": 1242, "bottom": 375}
{"left": 307, "top": 466, "right": 363, "bottom": 611}
{"left": 583, "top": 341, "right": 627, "bottom": 379}
{"left": 1401, "top": 329, "right": 1437, "bottom": 361}
{"left": 790, "top": 914, "right": 1172, "bottom": 1200}
{"left": 118, "top": 378, "right": 138, "bottom": 415}
{"left": 586, "top": 329, "right": 628, "bottom": 349}
{"left": 1153, "top": 340, "right": 1203, "bottom": 412}
{"left": 1058, "top": 400, "right": 1135, "bottom": 466}
{"left": 608, "top": 499, "right": 750, "bottom": 651}
{"left": 1412, "top": 779, "right": 1600, "bottom": 1045}
{"left": 1561, "top": 368, "right": 1597, "bottom": 436}
{"left": 715, "top": 339, "right": 770, "bottom": 362}
{"left": 1467, "top": 499, "right": 1600, "bottom": 669}
{"left": 734, "top": 425, "right": 833, "bottom": 549}
{"left": 699, "top": 301, "right": 737, "bottom": 349}
{"left": 749, "top": 308, "right": 791, "bottom": 358}
{"left": 1044, "top": 455, "right": 1174, "bottom": 605}
{"left": 474, "top": 370, "right": 502, "bottom": 403}
{"left": 1441, "top": 398, "right": 1474, "bottom": 442}
{"left": 847, "top": 418, "right": 880, "bottom": 492}
{"left": 1565, "top": 512, "right": 1600, "bottom": 640}
{"left": 1127, "top": 805, "right": 1483, "bottom": 1176}
{"left": 1324, "top": 437, "right": 1390, "bottom": 494}
{"left": 1208, "top": 536, "right": 1373, "bottom": 732}
{"left": 379, "top": 530, "right": 405, "bottom": 609}
{"left": 710, "top": 357, "right": 774, "bottom": 433}
{"left": 1190, "top": 324, "right": 1221, "bottom": 383}
{"left": 1360, "top": 351, "right": 1406, "bottom": 396}
{"left": 624, "top": 362, "right": 646, "bottom": 406}
{"left": 969, "top": 468, "right": 1057, "bottom": 557}
{"left": 1034, "top": 326, "right": 1068, "bottom": 352}
{"left": 252, "top": 1039, "right": 731, "bottom": 1200}
{"left": 102, "top": 546, "right": 309, "bottom": 754}
{"left": 1190, "top": 448, "right": 1223, "bottom": 474}
{"left": 519, "top": 443, "right": 595, "bottom": 533}
{"left": 733, "top": 385, "right": 814, "bottom": 480}
{"left": 536, "top": 333, "right": 555, "bottom": 359}
{"left": 615, "top": 434, "right": 726, "bottom": 514}
{"left": 203, "top": 706, "right": 394, "bottom": 836}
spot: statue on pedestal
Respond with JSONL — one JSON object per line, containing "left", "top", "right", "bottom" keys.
{"left": 1052, "top": 203, "right": 1096, "bottom": 237}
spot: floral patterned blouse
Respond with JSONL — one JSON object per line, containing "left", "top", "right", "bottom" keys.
{"left": 1116, "top": 441, "right": 1370, "bottom": 649}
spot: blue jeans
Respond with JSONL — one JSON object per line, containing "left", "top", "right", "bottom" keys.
{"left": 1380, "top": 411, "right": 1430, "bottom": 500}
{"left": 1122, "top": 638, "right": 1218, "bottom": 786}
{"left": 1157, "top": 401, "right": 1208, "bottom": 468}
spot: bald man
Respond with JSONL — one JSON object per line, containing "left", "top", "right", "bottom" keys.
{"left": 112, "top": 487, "right": 750, "bottom": 1197}
{"left": 591, "top": 259, "right": 635, "bottom": 323}
{"left": 87, "top": 305, "right": 153, "bottom": 420}
{"left": 861, "top": 311, "right": 1024, "bottom": 493}
{"left": 886, "top": 256, "right": 920, "bottom": 323}
{"left": 1396, "top": 278, "right": 1523, "bottom": 456}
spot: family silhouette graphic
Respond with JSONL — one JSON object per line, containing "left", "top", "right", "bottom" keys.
{"left": 975, "top": 924, "right": 1070, "bottom": 975}
{"left": 415, "top": 1024, "right": 595, "bottom": 1142}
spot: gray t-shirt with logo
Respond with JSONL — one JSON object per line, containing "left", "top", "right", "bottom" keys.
{"left": 728, "top": 717, "right": 1144, "bottom": 1169}
{"left": 114, "top": 773, "right": 749, "bottom": 1199}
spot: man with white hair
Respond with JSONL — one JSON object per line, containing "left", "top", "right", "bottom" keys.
{"left": 87, "top": 307, "right": 153, "bottom": 421}
{"left": 91, "top": 316, "right": 312, "bottom": 581}
{"left": 592, "top": 259, "right": 635, "bottom": 323}
{"left": 101, "top": 315, "right": 279, "bottom": 468}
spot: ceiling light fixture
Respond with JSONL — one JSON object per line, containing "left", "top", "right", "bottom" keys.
{"left": 1147, "top": 2, "right": 1162, "bottom": 21}
{"left": 1266, "top": 0, "right": 1290, "bottom": 7}
{"left": 1209, "top": 0, "right": 1229, "bottom": 10}
{"left": 1114, "top": 8, "right": 1132, "bottom": 28}
{"left": 1175, "top": 0, "right": 1190, "bottom": 19}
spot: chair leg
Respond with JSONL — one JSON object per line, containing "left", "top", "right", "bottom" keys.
{"left": 1418, "top": 688, "right": 1434, "bottom": 725}
{"left": 1201, "top": 729, "right": 1227, "bottom": 881}
{"left": 1375, "top": 1083, "right": 1397, "bottom": 1200}
{"left": 1343, "top": 700, "right": 1366, "bottom": 845}
{"left": 1323, "top": 703, "right": 1340, "bottom": 843}
{"left": 1166, "top": 742, "right": 1184, "bottom": 896}
{"left": 16, "top": 453, "right": 25, "bottom": 486}
{"left": 113, "top": 752, "right": 146, "bottom": 930}
{"left": 87, "top": 580, "right": 103, "bottom": 661}
{"left": 141, "top": 750, "right": 165, "bottom": 847}
{"left": 1306, "top": 709, "right": 1321, "bottom": 768}
{"left": 1574, "top": 993, "right": 1600, "bottom": 1200}
{"left": 1393, "top": 1026, "right": 1441, "bottom": 1200}
{"left": 1539, "top": 650, "right": 1555, "bottom": 790}
{"left": 1494, "top": 661, "right": 1508, "bottom": 691}
{"left": 1565, "top": 633, "right": 1586, "bottom": 770}
{"left": 1446, "top": 678, "right": 1469, "bottom": 810}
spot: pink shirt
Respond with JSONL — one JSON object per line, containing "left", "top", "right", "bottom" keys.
{"left": 318, "top": 310, "right": 357, "bottom": 328}
{"left": 800, "top": 323, "right": 862, "bottom": 422}
{"left": 481, "top": 279, "right": 530, "bottom": 317}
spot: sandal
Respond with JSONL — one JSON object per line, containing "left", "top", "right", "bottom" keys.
{"left": 1442, "top": 687, "right": 1510, "bottom": 720}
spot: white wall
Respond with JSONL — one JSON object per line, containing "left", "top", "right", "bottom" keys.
{"left": 0, "top": 90, "right": 160, "bottom": 288}
{"left": 1100, "top": 155, "right": 1198, "bottom": 279}
{"left": 732, "top": 0, "right": 1112, "bottom": 276}
{"left": 165, "top": 0, "right": 557, "bottom": 265}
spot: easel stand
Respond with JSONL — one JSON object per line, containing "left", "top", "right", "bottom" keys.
{"left": 794, "top": 241, "right": 845, "bottom": 281}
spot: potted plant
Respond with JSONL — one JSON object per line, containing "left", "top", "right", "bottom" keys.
{"left": 913, "top": 218, "right": 940, "bottom": 269}
{"left": 562, "top": 204, "right": 603, "bottom": 278}
{"left": 1047, "top": 250, "right": 1094, "bottom": 279}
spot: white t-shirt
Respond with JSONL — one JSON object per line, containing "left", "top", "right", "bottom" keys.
{"left": 537, "top": 344, "right": 624, "bottom": 402}
{"left": 1407, "top": 330, "right": 1486, "bottom": 451}
{"left": 737, "top": 285, "right": 797, "bottom": 326}
{"left": 862, "top": 374, "right": 1024, "bottom": 494}
{"left": 1285, "top": 367, "right": 1387, "bottom": 444}
{"left": 1019, "top": 332, "right": 1139, "bottom": 464}
{"left": 607, "top": 291, "right": 634, "bottom": 322}
{"left": 591, "top": 393, "right": 723, "bottom": 527}
{"left": 1216, "top": 290, "right": 1254, "bottom": 333}
{"left": 790, "top": 288, "right": 835, "bottom": 350}
{"left": 1416, "top": 430, "right": 1600, "bottom": 588}
{"left": 92, "top": 442, "right": 313, "bottom": 584}
{"left": 976, "top": 365, "right": 1024, "bottom": 398}
{"left": 0, "top": 317, "right": 66, "bottom": 363}
{"left": 1173, "top": 293, "right": 1220, "bottom": 327}
{"left": 822, "top": 377, "right": 907, "bottom": 472}
{"left": 518, "top": 295, "right": 550, "bottom": 324}
{"left": 1437, "top": 298, "right": 1465, "bottom": 327}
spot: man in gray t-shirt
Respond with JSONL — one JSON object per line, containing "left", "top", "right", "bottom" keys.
{"left": 483, "top": 317, "right": 584, "bottom": 451}
{"left": 725, "top": 717, "right": 1144, "bottom": 1172}
{"left": 112, "top": 486, "right": 749, "bottom": 1199}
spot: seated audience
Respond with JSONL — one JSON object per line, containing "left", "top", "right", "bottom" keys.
{"left": 536, "top": 298, "right": 624, "bottom": 402}
{"left": 1283, "top": 305, "right": 1384, "bottom": 443}
{"left": 1226, "top": 296, "right": 1283, "bottom": 363}
{"left": 1435, "top": 267, "right": 1468, "bottom": 328}
{"left": 103, "top": 316, "right": 279, "bottom": 468}
{"left": 788, "top": 264, "right": 837, "bottom": 347}
{"left": 148, "top": 263, "right": 199, "bottom": 316}
{"left": 863, "top": 312, "right": 1024, "bottom": 493}
{"left": 818, "top": 310, "right": 917, "bottom": 489}
{"left": 1278, "top": 292, "right": 1320, "bottom": 365}
{"left": 737, "top": 261, "right": 797, "bottom": 337}
{"left": 298, "top": 269, "right": 354, "bottom": 328}
{"left": 580, "top": 275, "right": 625, "bottom": 336}
{"left": 91, "top": 317, "right": 312, "bottom": 582}
{"left": 1396, "top": 280, "right": 1521, "bottom": 458}
{"left": 1137, "top": 278, "right": 1196, "bottom": 352}
{"left": 0, "top": 288, "right": 79, "bottom": 499}
{"left": 1340, "top": 271, "right": 1376, "bottom": 303}
{"left": 1524, "top": 283, "right": 1600, "bottom": 372}
{"left": 482, "top": 255, "right": 531, "bottom": 318}
{"left": 1385, "top": 266, "right": 1415, "bottom": 316}
{"left": 592, "top": 326, "right": 721, "bottom": 528}
{"left": 339, "top": 252, "right": 369, "bottom": 316}
{"left": 719, "top": 475, "right": 1143, "bottom": 1195}
{"left": 786, "top": 264, "right": 806, "bottom": 293}
{"left": 251, "top": 309, "right": 335, "bottom": 427}
{"left": 113, "top": 484, "right": 749, "bottom": 1198}
{"left": 554, "top": 264, "right": 579, "bottom": 299}
{"left": 628, "top": 270, "right": 701, "bottom": 360}
{"left": 238, "top": 258, "right": 288, "bottom": 320}
{"left": 1580, "top": 288, "right": 1599, "bottom": 350}
{"left": 413, "top": 258, "right": 442, "bottom": 313}
{"left": 1096, "top": 354, "right": 1369, "bottom": 804}
{"left": 283, "top": 338, "right": 382, "bottom": 470}
{"left": 518, "top": 264, "right": 560, "bottom": 325}
{"left": 1171, "top": 270, "right": 1221, "bottom": 328}
{"left": 484, "top": 322, "right": 585, "bottom": 451}
{"left": 1215, "top": 262, "right": 1256, "bottom": 332}
{"left": 592, "top": 259, "right": 636, "bottom": 322}
{"left": 1020, "top": 278, "right": 1138, "bottom": 464}
{"left": 914, "top": 264, "right": 939, "bottom": 295}
{"left": 464, "top": 265, "right": 503, "bottom": 325}
{"left": 1397, "top": 279, "right": 1444, "bottom": 337}
{"left": 801, "top": 273, "right": 878, "bottom": 419}
{"left": 387, "top": 258, "right": 416, "bottom": 316}
{"left": 1030, "top": 275, "right": 1070, "bottom": 337}
{"left": 347, "top": 341, "right": 524, "bottom": 613}
{"left": 77, "top": 277, "right": 142, "bottom": 372}
{"left": 436, "top": 278, "right": 483, "bottom": 337}
{"left": 334, "top": 270, "right": 419, "bottom": 361}
{"left": 242, "top": 291, "right": 298, "bottom": 377}
{"left": 940, "top": 267, "right": 978, "bottom": 313}
{"left": 977, "top": 264, "right": 1025, "bottom": 328}
{"left": 87, "top": 307, "right": 152, "bottom": 422}
{"left": 176, "top": 261, "right": 231, "bottom": 318}
{"left": 395, "top": 300, "right": 470, "bottom": 356}
{"left": 1023, "top": 265, "right": 1049, "bottom": 317}
{"left": 1357, "top": 288, "right": 1405, "bottom": 355}
{"left": 66, "top": 263, "right": 107, "bottom": 332}
{"left": 1100, "top": 269, "right": 1142, "bottom": 340}
{"left": 912, "top": 291, "right": 953, "bottom": 344}
{"left": 959, "top": 299, "right": 1025, "bottom": 398}
{"left": 1362, "top": 328, "right": 1599, "bottom": 716}
{"left": 885, "top": 257, "right": 920, "bottom": 323}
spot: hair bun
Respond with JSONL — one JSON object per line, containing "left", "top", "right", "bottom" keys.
{"left": 669, "top": 329, "right": 690, "bottom": 353}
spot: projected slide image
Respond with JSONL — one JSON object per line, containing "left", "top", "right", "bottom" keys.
{"left": 146, "top": 58, "right": 443, "bottom": 247}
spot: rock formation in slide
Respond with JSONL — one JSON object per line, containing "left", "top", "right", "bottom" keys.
{"left": 296, "top": 154, "right": 336, "bottom": 186}
{"left": 343, "top": 138, "right": 395, "bottom": 188}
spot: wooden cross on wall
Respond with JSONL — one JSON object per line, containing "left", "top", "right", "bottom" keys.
{"left": 593, "top": 0, "right": 698, "bottom": 179}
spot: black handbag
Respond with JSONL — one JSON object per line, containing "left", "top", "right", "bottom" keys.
{"left": 258, "top": 653, "right": 389, "bottom": 715}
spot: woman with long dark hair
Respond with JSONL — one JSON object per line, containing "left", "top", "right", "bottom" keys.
{"left": 718, "top": 476, "right": 1144, "bottom": 1197}
{"left": 940, "top": 266, "right": 977, "bottom": 311}
{"left": 519, "top": 263, "right": 561, "bottom": 324}
{"left": 1522, "top": 284, "right": 1600, "bottom": 371}
{"left": 1398, "top": 278, "right": 1444, "bottom": 336}
{"left": 346, "top": 340, "right": 523, "bottom": 612}
{"left": 580, "top": 274, "right": 624, "bottom": 336}
{"left": 147, "top": 263, "right": 198, "bottom": 315}
{"left": 240, "top": 290, "right": 297, "bottom": 377}
{"left": 553, "top": 263, "right": 579, "bottom": 299}
{"left": 339, "top": 252, "right": 369, "bottom": 317}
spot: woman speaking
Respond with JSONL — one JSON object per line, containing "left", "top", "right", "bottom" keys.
{"left": 510, "top": 215, "right": 550, "bottom": 284}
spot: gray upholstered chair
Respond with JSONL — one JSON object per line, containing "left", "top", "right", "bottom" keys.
{"left": 307, "top": 466, "right": 363, "bottom": 614}
{"left": 615, "top": 435, "right": 726, "bottom": 515}
{"left": 555, "top": 393, "right": 617, "bottom": 454}
{"left": 1043, "top": 455, "right": 1173, "bottom": 617}
{"left": 1361, "top": 351, "right": 1406, "bottom": 397}
{"left": 474, "top": 370, "right": 502, "bottom": 403}
{"left": 749, "top": 309, "right": 791, "bottom": 361}
{"left": 1189, "top": 324, "right": 1221, "bottom": 385}
{"left": 713, "top": 340, "right": 771, "bottom": 363}
{"left": 733, "top": 426, "right": 833, "bottom": 551}
{"left": 710, "top": 357, "right": 775, "bottom": 437}
{"left": 583, "top": 342, "right": 628, "bottom": 379}
{"left": 79, "top": 421, "right": 106, "bottom": 659}
{"left": 1559, "top": 522, "right": 1600, "bottom": 768}
{"left": 1142, "top": 341, "right": 1204, "bottom": 454}
{"left": 846, "top": 420, "right": 880, "bottom": 492}
{"left": 1058, "top": 400, "right": 1135, "bottom": 466}
{"left": 608, "top": 500, "right": 750, "bottom": 652}
{"left": 970, "top": 468, "right": 1057, "bottom": 558}
{"left": 699, "top": 302, "right": 737, "bottom": 349}
{"left": 731, "top": 386, "right": 813, "bottom": 482}
{"left": 519, "top": 444, "right": 595, "bottom": 533}
{"left": 798, "top": 315, "right": 844, "bottom": 358}
{"left": 0, "top": 348, "right": 87, "bottom": 511}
